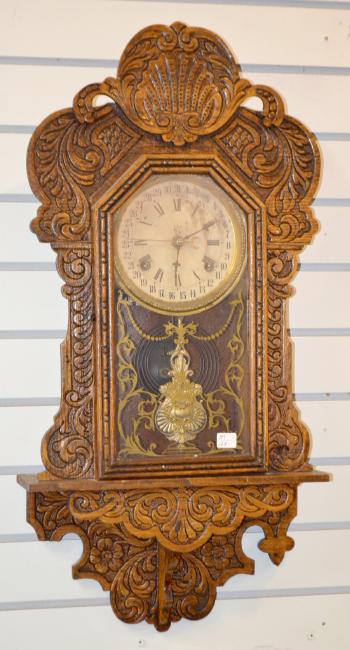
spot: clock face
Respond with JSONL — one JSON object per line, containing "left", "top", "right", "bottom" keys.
{"left": 113, "top": 174, "right": 247, "bottom": 314}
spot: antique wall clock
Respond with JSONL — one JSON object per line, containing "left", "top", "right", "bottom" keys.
{"left": 18, "top": 22, "right": 329, "bottom": 631}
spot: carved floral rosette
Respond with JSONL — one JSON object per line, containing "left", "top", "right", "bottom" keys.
{"left": 22, "top": 21, "right": 324, "bottom": 630}
{"left": 28, "top": 483, "right": 297, "bottom": 630}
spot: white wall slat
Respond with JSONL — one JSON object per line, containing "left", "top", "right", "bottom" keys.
{"left": 1, "top": 205, "right": 349, "bottom": 265}
{"left": 0, "top": 272, "right": 65, "bottom": 330}
{"left": 294, "top": 337, "right": 350, "bottom": 393}
{"left": 0, "top": 466, "right": 346, "bottom": 537}
{"left": 0, "top": 340, "right": 60, "bottom": 398}
{"left": 0, "top": 406, "right": 55, "bottom": 466}
{"left": 300, "top": 207, "right": 350, "bottom": 264}
{"left": 291, "top": 272, "right": 350, "bottom": 329}
{"left": 297, "top": 466, "right": 350, "bottom": 522}
{"left": 0, "top": 204, "right": 55, "bottom": 263}
{"left": 0, "top": 596, "right": 349, "bottom": 650}
{"left": 1, "top": 134, "right": 350, "bottom": 198}
{"left": 1, "top": 401, "right": 348, "bottom": 467}
{"left": 2, "top": 65, "right": 350, "bottom": 134}
{"left": 1, "top": 270, "right": 349, "bottom": 330}
{"left": 297, "top": 399, "right": 350, "bottom": 458}
{"left": 0, "top": 530, "right": 348, "bottom": 605}
{"left": 1, "top": 1, "right": 349, "bottom": 66}
{"left": 0, "top": 336, "right": 348, "bottom": 397}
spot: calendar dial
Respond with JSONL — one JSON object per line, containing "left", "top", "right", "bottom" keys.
{"left": 113, "top": 174, "right": 247, "bottom": 314}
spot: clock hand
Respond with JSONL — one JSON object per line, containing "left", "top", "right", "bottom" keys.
{"left": 173, "top": 244, "right": 181, "bottom": 288}
{"left": 182, "top": 219, "right": 217, "bottom": 241}
{"left": 131, "top": 238, "right": 172, "bottom": 244}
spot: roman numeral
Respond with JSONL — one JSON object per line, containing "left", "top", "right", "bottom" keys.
{"left": 173, "top": 198, "right": 181, "bottom": 211}
{"left": 208, "top": 239, "right": 220, "bottom": 246}
{"left": 191, "top": 203, "right": 199, "bottom": 217}
{"left": 154, "top": 268, "right": 164, "bottom": 282}
{"left": 154, "top": 202, "right": 164, "bottom": 216}
{"left": 193, "top": 270, "right": 201, "bottom": 281}
{"left": 175, "top": 273, "right": 182, "bottom": 288}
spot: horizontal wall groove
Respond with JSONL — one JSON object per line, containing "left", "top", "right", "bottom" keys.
{"left": 1, "top": 521, "right": 350, "bottom": 544}
{"left": 0, "top": 125, "right": 36, "bottom": 134}
{"left": 2, "top": 124, "right": 350, "bottom": 141}
{"left": 1, "top": 393, "right": 349, "bottom": 408}
{"left": 300, "top": 263, "right": 350, "bottom": 272}
{"left": 1, "top": 586, "right": 349, "bottom": 612}
{"left": 1, "top": 56, "right": 350, "bottom": 76}
{"left": 0, "top": 398, "right": 60, "bottom": 407}
{"left": 295, "top": 392, "right": 350, "bottom": 401}
{"left": 290, "top": 328, "right": 350, "bottom": 337}
{"left": 218, "top": 586, "right": 350, "bottom": 600}
{"left": 0, "top": 263, "right": 56, "bottom": 271}
{"left": 110, "top": 0, "right": 350, "bottom": 9}
{"left": 0, "top": 194, "right": 38, "bottom": 203}
{"left": 2, "top": 457, "right": 347, "bottom": 476}
{"left": 312, "top": 456, "right": 350, "bottom": 466}
{"left": 314, "top": 198, "right": 350, "bottom": 207}
{"left": 0, "top": 465, "right": 44, "bottom": 475}
{"left": 0, "top": 330, "right": 66, "bottom": 340}
{"left": 2, "top": 327, "right": 350, "bottom": 340}
{"left": 2, "top": 262, "right": 350, "bottom": 272}
{"left": 2, "top": 195, "right": 350, "bottom": 206}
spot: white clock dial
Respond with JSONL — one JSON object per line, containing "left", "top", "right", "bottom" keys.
{"left": 113, "top": 174, "right": 247, "bottom": 314}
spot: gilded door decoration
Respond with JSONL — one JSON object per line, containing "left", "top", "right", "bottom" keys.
{"left": 116, "top": 291, "right": 245, "bottom": 457}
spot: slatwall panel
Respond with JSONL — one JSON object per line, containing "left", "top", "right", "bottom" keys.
{"left": 1, "top": 1, "right": 349, "bottom": 648}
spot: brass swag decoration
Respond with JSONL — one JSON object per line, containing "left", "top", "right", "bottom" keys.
{"left": 116, "top": 292, "right": 245, "bottom": 457}
{"left": 19, "top": 22, "right": 329, "bottom": 632}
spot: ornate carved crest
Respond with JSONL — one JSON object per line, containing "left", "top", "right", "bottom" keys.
{"left": 73, "top": 22, "right": 284, "bottom": 145}
{"left": 19, "top": 22, "right": 329, "bottom": 631}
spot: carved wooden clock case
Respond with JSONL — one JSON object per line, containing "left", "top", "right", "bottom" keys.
{"left": 18, "top": 22, "right": 329, "bottom": 631}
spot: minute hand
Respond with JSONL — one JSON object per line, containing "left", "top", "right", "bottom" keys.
{"left": 182, "top": 219, "right": 217, "bottom": 241}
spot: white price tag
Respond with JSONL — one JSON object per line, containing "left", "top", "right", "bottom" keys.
{"left": 216, "top": 432, "right": 237, "bottom": 449}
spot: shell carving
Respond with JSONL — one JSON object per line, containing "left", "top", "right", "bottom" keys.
{"left": 101, "top": 22, "right": 246, "bottom": 146}
{"left": 132, "top": 53, "right": 230, "bottom": 145}
{"left": 74, "top": 22, "right": 285, "bottom": 144}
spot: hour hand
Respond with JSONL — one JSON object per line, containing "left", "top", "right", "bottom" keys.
{"left": 173, "top": 245, "right": 182, "bottom": 288}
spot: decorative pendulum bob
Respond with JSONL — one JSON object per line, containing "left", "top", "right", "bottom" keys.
{"left": 155, "top": 319, "right": 207, "bottom": 450}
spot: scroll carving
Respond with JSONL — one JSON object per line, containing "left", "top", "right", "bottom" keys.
{"left": 28, "top": 110, "right": 139, "bottom": 242}
{"left": 40, "top": 246, "right": 94, "bottom": 478}
{"left": 21, "top": 20, "right": 326, "bottom": 631}
{"left": 68, "top": 485, "right": 294, "bottom": 552}
{"left": 28, "top": 483, "right": 297, "bottom": 630}
{"left": 216, "top": 112, "right": 319, "bottom": 247}
{"left": 216, "top": 107, "right": 320, "bottom": 470}
{"left": 27, "top": 101, "right": 139, "bottom": 478}
{"left": 267, "top": 249, "right": 311, "bottom": 470}
{"left": 73, "top": 22, "right": 284, "bottom": 145}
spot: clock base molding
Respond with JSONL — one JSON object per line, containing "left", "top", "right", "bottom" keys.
{"left": 19, "top": 472, "right": 329, "bottom": 631}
